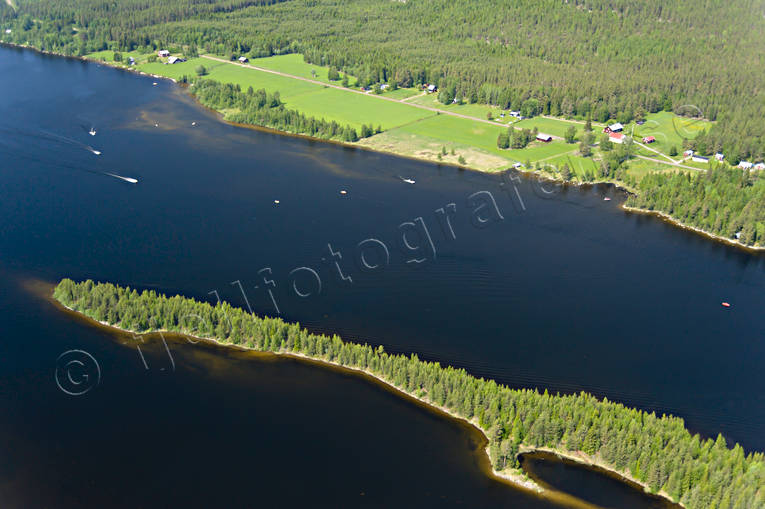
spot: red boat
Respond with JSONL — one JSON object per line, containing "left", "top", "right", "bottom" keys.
{"left": 722, "top": 302, "right": 731, "bottom": 308}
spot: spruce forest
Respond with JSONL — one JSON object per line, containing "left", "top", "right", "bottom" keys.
{"left": 55, "top": 279, "right": 765, "bottom": 509}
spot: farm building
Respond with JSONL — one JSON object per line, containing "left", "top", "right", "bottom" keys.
{"left": 642, "top": 136, "right": 655, "bottom": 143}
{"left": 738, "top": 161, "right": 753, "bottom": 169}
{"left": 166, "top": 56, "right": 186, "bottom": 64}
{"left": 692, "top": 155, "right": 709, "bottom": 163}
{"left": 683, "top": 149, "right": 694, "bottom": 157}
{"left": 608, "top": 122, "right": 624, "bottom": 132}
{"left": 238, "top": 56, "right": 248, "bottom": 63}
{"left": 755, "top": 163, "right": 765, "bottom": 170}
{"left": 609, "top": 132, "right": 624, "bottom": 144}
{"left": 427, "top": 84, "right": 437, "bottom": 93}
{"left": 536, "top": 133, "right": 552, "bottom": 143}
{"left": 158, "top": 50, "right": 170, "bottom": 57}
{"left": 715, "top": 153, "right": 725, "bottom": 162}
{"left": 128, "top": 57, "right": 135, "bottom": 65}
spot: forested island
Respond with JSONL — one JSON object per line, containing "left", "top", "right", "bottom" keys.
{"left": 54, "top": 279, "right": 765, "bottom": 509}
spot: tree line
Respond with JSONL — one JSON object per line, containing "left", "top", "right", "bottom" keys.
{"left": 190, "top": 79, "right": 363, "bottom": 142}
{"left": 2, "top": 0, "right": 764, "bottom": 162}
{"left": 54, "top": 279, "right": 765, "bottom": 509}
{"left": 626, "top": 166, "right": 765, "bottom": 247}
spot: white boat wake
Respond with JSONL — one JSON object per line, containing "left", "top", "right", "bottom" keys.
{"left": 104, "top": 172, "right": 138, "bottom": 184}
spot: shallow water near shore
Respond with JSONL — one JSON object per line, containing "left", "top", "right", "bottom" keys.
{"left": 1, "top": 45, "right": 764, "bottom": 507}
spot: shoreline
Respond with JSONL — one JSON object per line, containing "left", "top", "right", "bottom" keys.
{"left": 44, "top": 282, "right": 684, "bottom": 508}
{"left": 2, "top": 40, "right": 760, "bottom": 253}
{"left": 622, "top": 205, "right": 765, "bottom": 252}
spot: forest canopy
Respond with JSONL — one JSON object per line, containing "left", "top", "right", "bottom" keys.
{"left": 54, "top": 279, "right": 765, "bottom": 509}
{"left": 2, "top": 0, "right": 765, "bottom": 162}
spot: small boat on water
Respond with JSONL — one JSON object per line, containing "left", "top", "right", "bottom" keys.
{"left": 88, "top": 128, "right": 96, "bottom": 136}
{"left": 604, "top": 197, "right": 611, "bottom": 201}
{"left": 274, "top": 199, "right": 280, "bottom": 204}
{"left": 340, "top": 190, "right": 347, "bottom": 195}
{"left": 722, "top": 302, "right": 731, "bottom": 308}
{"left": 402, "top": 178, "right": 415, "bottom": 184}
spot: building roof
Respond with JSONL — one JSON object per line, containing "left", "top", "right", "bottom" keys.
{"left": 609, "top": 132, "right": 624, "bottom": 139}
{"left": 609, "top": 122, "right": 624, "bottom": 131}
{"left": 739, "top": 161, "right": 753, "bottom": 168}
{"left": 536, "top": 133, "right": 552, "bottom": 141}
{"left": 692, "top": 155, "right": 709, "bottom": 161}
{"left": 643, "top": 136, "right": 655, "bottom": 142}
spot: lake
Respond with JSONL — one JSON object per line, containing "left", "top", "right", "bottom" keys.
{"left": 0, "top": 45, "right": 763, "bottom": 508}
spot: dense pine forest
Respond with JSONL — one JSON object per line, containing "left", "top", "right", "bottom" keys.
{"left": 55, "top": 279, "right": 765, "bottom": 509}
{"left": 2, "top": 0, "right": 765, "bottom": 162}
{"left": 626, "top": 167, "right": 765, "bottom": 246}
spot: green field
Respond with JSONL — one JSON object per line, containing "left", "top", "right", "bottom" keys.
{"left": 240, "top": 53, "right": 355, "bottom": 85}
{"left": 203, "top": 60, "right": 321, "bottom": 97}
{"left": 383, "top": 88, "right": 421, "bottom": 100}
{"left": 283, "top": 88, "right": 435, "bottom": 130}
{"left": 408, "top": 94, "right": 514, "bottom": 124}
{"left": 138, "top": 58, "right": 222, "bottom": 80}
{"left": 627, "top": 111, "right": 710, "bottom": 155}
{"left": 84, "top": 50, "right": 692, "bottom": 182}
{"left": 515, "top": 117, "right": 587, "bottom": 138}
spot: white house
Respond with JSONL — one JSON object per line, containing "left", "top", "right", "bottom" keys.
{"left": 380, "top": 83, "right": 389, "bottom": 90}
{"left": 683, "top": 149, "right": 694, "bottom": 157}
{"left": 714, "top": 152, "right": 725, "bottom": 162}
{"left": 738, "top": 161, "right": 753, "bottom": 169}
{"left": 509, "top": 111, "right": 521, "bottom": 118}
{"left": 167, "top": 56, "right": 185, "bottom": 64}
{"left": 536, "top": 133, "right": 552, "bottom": 142}
{"left": 755, "top": 163, "right": 765, "bottom": 170}
{"left": 608, "top": 122, "right": 624, "bottom": 132}
{"left": 692, "top": 154, "right": 709, "bottom": 163}
{"left": 158, "top": 50, "right": 170, "bottom": 57}
{"left": 4, "top": 29, "right": 11, "bottom": 34}
{"left": 427, "top": 84, "right": 437, "bottom": 93}
{"left": 238, "top": 56, "right": 248, "bottom": 63}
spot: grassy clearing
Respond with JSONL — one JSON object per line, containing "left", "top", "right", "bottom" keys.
{"left": 407, "top": 94, "right": 514, "bottom": 124}
{"left": 203, "top": 61, "right": 321, "bottom": 98}
{"left": 514, "top": 117, "right": 585, "bottom": 138}
{"left": 137, "top": 58, "right": 218, "bottom": 80}
{"left": 284, "top": 87, "right": 435, "bottom": 130}
{"left": 83, "top": 49, "right": 692, "bottom": 183}
{"left": 626, "top": 111, "right": 710, "bottom": 155}
{"left": 243, "top": 53, "right": 355, "bottom": 85}
{"left": 358, "top": 129, "right": 510, "bottom": 172}
{"left": 393, "top": 114, "right": 509, "bottom": 154}
{"left": 383, "top": 88, "right": 421, "bottom": 100}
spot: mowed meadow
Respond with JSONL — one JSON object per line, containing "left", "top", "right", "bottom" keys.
{"left": 87, "top": 50, "right": 711, "bottom": 176}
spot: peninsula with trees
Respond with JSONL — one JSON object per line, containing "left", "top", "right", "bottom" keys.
{"left": 54, "top": 279, "right": 765, "bottom": 508}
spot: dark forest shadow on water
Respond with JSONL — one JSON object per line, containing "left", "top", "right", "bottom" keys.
{"left": 519, "top": 452, "right": 683, "bottom": 509}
